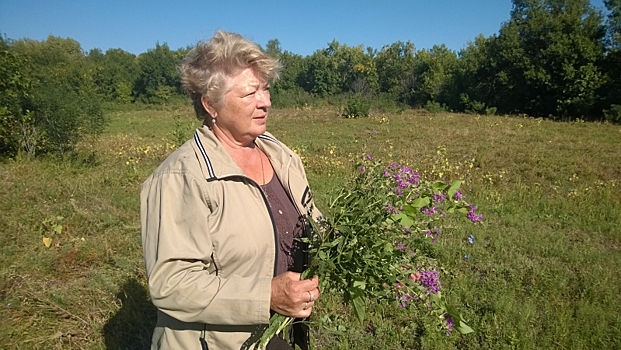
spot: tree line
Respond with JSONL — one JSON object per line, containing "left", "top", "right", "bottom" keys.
{"left": 1, "top": 0, "right": 620, "bottom": 157}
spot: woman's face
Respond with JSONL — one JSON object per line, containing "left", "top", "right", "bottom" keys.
{"left": 208, "top": 67, "right": 271, "bottom": 145}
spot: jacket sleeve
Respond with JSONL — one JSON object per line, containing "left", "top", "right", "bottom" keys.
{"left": 140, "top": 170, "right": 272, "bottom": 325}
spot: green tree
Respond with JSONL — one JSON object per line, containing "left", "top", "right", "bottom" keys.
{"left": 325, "top": 40, "right": 378, "bottom": 94}
{"left": 600, "top": 0, "right": 621, "bottom": 121}
{"left": 265, "top": 38, "right": 283, "bottom": 58}
{"left": 375, "top": 41, "right": 417, "bottom": 102}
{"left": 273, "top": 51, "right": 306, "bottom": 92}
{"left": 301, "top": 49, "right": 341, "bottom": 97}
{"left": 2, "top": 35, "right": 106, "bottom": 157}
{"left": 300, "top": 41, "right": 378, "bottom": 97}
{"left": 604, "top": 0, "right": 621, "bottom": 48}
{"left": 476, "top": 0, "right": 606, "bottom": 118}
{"left": 410, "top": 45, "right": 459, "bottom": 107}
{"left": 133, "top": 43, "right": 183, "bottom": 103}
{"left": 449, "top": 35, "right": 496, "bottom": 112}
{"left": 88, "top": 48, "right": 138, "bottom": 103}
{"left": 0, "top": 37, "right": 34, "bottom": 155}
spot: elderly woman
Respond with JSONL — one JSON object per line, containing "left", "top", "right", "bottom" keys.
{"left": 140, "top": 31, "right": 322, "bottom": 349}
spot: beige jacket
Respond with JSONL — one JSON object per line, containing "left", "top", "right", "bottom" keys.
{"left": 140, "top": 126, "right": 321, "bottom": 349}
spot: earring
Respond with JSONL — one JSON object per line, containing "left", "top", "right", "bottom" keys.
{"left": 212, "top": 118, "right": 216, "bottom": 124}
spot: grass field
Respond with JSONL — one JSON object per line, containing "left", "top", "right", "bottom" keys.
{"left": 1, "top": 105, "right": 620, "bottom": 349}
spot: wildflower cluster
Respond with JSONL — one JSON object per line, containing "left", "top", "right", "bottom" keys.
{"left": 258, "top": 155, "right": 480, "bottom": 348}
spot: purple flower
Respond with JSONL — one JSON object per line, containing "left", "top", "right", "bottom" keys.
{"left": 445, "top": 314, "right": 455, "bottom": 336}
{"left": 452, "top": 190, "right": 464, "bottom": 201}
{"left": 466, "top": 204, "right": 483, "bottom": 223}
{"left": 365, "top": 154, "right": 372, "bottom": 161}
{"left": 421, "top": 206, "right": 438, "bottom": 216}
{"left": 360, "top": 166, "right": 365, "bottom": 173}
{"left": 397, "top": 293, "right": 415, "bottom": 308}
{"left": 425, "top": 229, "right": 441, "bottom": 243}
{"left": 419, "top": 270, "right": 441, "bottom": 295}
{"left": 407, "top": 176, "right": 420, "bottom": 186}
{"left": 395, "top": 244, "right": 407, "bottom": 251}
{"left": 395, "top": 188, "right": 403, "bottom": 195}
{"left": 385, "top": 204, "right": 394, "bottom": 213}
{"left": 433, "top": 193, "right": 446, "bottom": 203}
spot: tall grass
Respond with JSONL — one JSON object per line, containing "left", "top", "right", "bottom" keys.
{"left": 0, "top": 106, "right": 619, "bottom": 349}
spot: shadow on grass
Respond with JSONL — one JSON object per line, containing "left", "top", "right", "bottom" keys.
{"left": 104, "top": 278, "right": 156, "bottom": 350}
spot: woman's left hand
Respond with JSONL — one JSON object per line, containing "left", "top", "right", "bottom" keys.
{"left": 270, "top": 272, "right": 320, "bottom": 318}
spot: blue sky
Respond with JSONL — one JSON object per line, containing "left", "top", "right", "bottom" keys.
{"left": 0, "top": 0, "right": 609, "bottom": 56}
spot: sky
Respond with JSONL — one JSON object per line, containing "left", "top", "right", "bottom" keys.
{"left": 0, "top": 0, "right": 610, "bottom": 57}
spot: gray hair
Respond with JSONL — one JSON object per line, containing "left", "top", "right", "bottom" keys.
{"left": 179, "top": 30, "right": 281, "bottom": 121}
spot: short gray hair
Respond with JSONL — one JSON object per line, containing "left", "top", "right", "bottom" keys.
{"left": 179, "top": 30, "right": 281, "bottom": 120}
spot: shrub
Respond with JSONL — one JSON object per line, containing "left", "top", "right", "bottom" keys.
{"left": 424, "top": 100, "right": 448, "bottom": 114}
{"left": 271, "top": 88, "right": 316, "bottom": 108}
{"left": 1, "top": 36, "right": 107, "bottom": 158}
{"left": 460, "top": 94, "right": 489, "bottom": 115}
{"left": 372, "top": 92, "right": 407, "bottom": 113}
{"left": 342, "top": 94, "right": 370, "bottom": 118}
{"left": 603, "top": 104, "right": 621, "bottom": 123}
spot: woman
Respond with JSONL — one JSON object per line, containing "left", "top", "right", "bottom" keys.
{"left": 140, "top": 31, "right": 322, "bottom": 349}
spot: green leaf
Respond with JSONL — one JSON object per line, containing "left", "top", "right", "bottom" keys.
{"left": 432, "top": 181, "right": 448, "bottom": 192}
{"left": 455, "top": 320, "right": 474, "bottom": 334}
{"left": 411, "top": 196, "right": 430, "bottom": 209}
{"left": 444, "top": 304, "right": 475, "bottom": 334}
{"left": 349, "top": 287, "right": 366, "bottom": 323}
{"left": 447, "top": 180, "right": 463, "bottom": 199}
{"left": 392, "top": 212, "right": 414, "bottom": 227}
{"left": 400, "top": 205, "right": 418, "bottom": 215}
{"left": 353, "top": 279, "right": 366, "bottom": 290}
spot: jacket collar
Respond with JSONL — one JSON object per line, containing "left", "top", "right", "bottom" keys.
{"left": 192, "top": 125, "right": 292, "bottom": 182}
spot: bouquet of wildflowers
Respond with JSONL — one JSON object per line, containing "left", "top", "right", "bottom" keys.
{"left": 257, "top": 156, "right": 480, "bottom": 349}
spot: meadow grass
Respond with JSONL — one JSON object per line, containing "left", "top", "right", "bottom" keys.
{"left": 0, "top": 105, "right": 619, "bottom": 349}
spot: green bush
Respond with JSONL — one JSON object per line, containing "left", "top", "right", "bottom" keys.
{"left": 0, "top": 36, "right": 107, "bottom": 158}
{"left": 271, "top": 88, "right": 316, "bottom": 108}
{"left": 342, "top": 94, "right": 370, "bottom": 118}
{"left": 485, "top": 106, "right": 497, "bottom": 115}
{"left": 373, "top": 92, "right": 407, "bottom": 113}
{"left": 424, "top": 100, "right": 448, "bottom": 114}
{"left": 603, "top": 104, "right": 621, "bottom": 123}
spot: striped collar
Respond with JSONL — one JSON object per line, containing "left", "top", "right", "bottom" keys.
{"left": 192, "top": 127, "right": 288, "bottom": 182}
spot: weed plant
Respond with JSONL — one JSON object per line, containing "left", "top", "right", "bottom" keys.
{"left": 0, "top": 106, "right": 620, "bottom": 349}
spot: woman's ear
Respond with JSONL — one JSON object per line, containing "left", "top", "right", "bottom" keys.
{"left": 201, "top": 95, "right": 216, "bottom": 117}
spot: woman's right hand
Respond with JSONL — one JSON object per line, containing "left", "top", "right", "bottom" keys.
{"left": 270, "top": 271, "right": 320, "bottom": 318}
